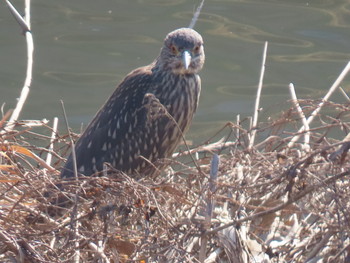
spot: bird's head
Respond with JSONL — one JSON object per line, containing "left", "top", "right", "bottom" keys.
{"left": 158, "top": 28, "right": 205, "bottom": 75}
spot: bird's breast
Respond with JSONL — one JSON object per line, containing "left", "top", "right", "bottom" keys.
{"left": 156, "top": 73, "right": 199, "bottom": 126}
{"left": 148, "top": 72, "right": 200, "bottom": 154}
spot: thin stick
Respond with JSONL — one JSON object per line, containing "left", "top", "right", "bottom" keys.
{"left": 74, "top": 220, "right": 80, "bottom": 263}
{"left": 144, "top": 93, "right": 201, "bottom": 173}
{"left": 26, "top": 150, "right": 56, "bottom": 172}
{"left": 304, "top": 230, "right": 333, "bottom": 262}
{"left": 338, "top": 86, "right": 350, "bottom": 102}
{"left": 248, "top": 41, "right": 268, "bottom": 150}
{"left": 3, "top": 195, "right": 110, "bottom": 262}
{"left": 5, "top": 0, "right": 30, "bottom": 32}
{"left": 61, "top": 100, "right": 78, "bottom": 180}
{"left": 60, "top": 101, "right": 81, "bottom": 261}
{"left": 248, "top": 116, "right": 252, "bottom": 139}
{"left": 46, "top": 117, "right": 58, "bottom": 166}
{"left": 172, "top": 138, "right": 236, "bottom": 158}
{"left": 288, "top": 83, "right": 310, "bottom": 150}
{"left": 199, "top": 154, "right": 219, "bottom": 262}
{"left": 188, "top": 0, "right": 205, "bottom": 29}
{"left": 0, "top": 110, "right": 13, "bottom": 129}
{"left": 5, "top": 0, "right": 34, "bottom": 131}
{"left": 24, "top": 0, "right": 31, "bottom": 25}
{"left": 0, "top": 227, "right": 24, "bottom": 261}
{"left": 236, "top": 114, "right": 240, "bottom": 140}
{"left": 204, "top": 167, "right": 350, "bottom": 237}
{"left": 288, "top": 61, "right": 350, "bottom": 148}
{"left": 23, "top": 0, "right": 32, "bottom": 89}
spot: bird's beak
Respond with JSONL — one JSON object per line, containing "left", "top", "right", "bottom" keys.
{"left": 182, "top": 50, "right": 191, "bottom": 70}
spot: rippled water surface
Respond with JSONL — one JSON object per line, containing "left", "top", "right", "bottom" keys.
{"left": 1, "top": 0, "right": 350, "bottom": 143}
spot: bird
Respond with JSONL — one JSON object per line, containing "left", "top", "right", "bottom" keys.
{"left": 60, "top": 27, "right": 205, "bottom": 178}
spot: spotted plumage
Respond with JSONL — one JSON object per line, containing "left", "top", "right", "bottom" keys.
{"left": 61, "top": 28, "right": 205, "bottom": 178}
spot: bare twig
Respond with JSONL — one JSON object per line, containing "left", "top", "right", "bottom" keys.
{"left": 3, "top": 195, "right": 110, "bottom": 262}
{"left": 199, "top": 154, "right": 219, "bottom": 262}
{"left": 5, "top": 0, "right": 34, "bottom": 131}
{"left": 236, "top": 114, "right": 240, "bottom": 141}
{"left": 189, "top": 0, "right": 205, "bottom": 29}
{"left": 248, "top": 41, "right": 268, "bottom": 150}
{"left": 60, "top": 100, "right": 78, "bottom": 180}
{"left": 5, "top": 0, "right": 30, "bottom": 32}
{"left": 0, "top": 110, "right": 13, "bottom": 129}
{"left": 329, "top": 132, "right": 350, "bottom": 161}
{"left": 25, "top": 150, "right": 56, "bottom": 172}
{"left": 288, "top": 83, "right": 310, "bottom": 150}
{"left": 144, "top": 93, "right": 202, "bottom": 173}
{"left": 205, "top": 167, "right": 350, "bottom": 237}
{"left": 0, "top": 227, "right": 24, "bottom": 262}
{"left": 339, "top": 86, "right": 350, "bottom": 102}
{"left": 172, "top": 138, "right": 236, "bottom": 158}
{"left": 304, "top": 230, "right": 334, "bottom": 262}
{"left": 1, "top": 97, "right": 350, "bottom": 261}
{"left": 60, "top": 100, "right": 81, "bottom": 261}
{"left": 288, "top": 61, "right": 350, "bottom": 148}
{"left": 46, "top": 117, "right": 58, "bottom": 166}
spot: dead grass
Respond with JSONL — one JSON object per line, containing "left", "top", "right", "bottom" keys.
{"left": 1, "top": 100, "right": 350, "bottom": 262}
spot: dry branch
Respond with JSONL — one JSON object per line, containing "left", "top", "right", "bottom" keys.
{"left": 288, "top": 61, "right": 350, "bottom": 148}
{"left": 4, "top": 0, "right": 34, "bottom": 132}
{"left": 2, "top": 98, "right": 350, "bottom": 262}
{"left": 248, "top": 41, "right": 268, "bottom": 150}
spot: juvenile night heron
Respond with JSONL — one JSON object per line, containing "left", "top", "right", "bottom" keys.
{"left": 61, "top": 28, "right": 205, "bottom": 178}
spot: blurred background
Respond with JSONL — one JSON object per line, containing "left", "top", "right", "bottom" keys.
{"left": 1, "top": 0, "right": 350, "bottom": 145}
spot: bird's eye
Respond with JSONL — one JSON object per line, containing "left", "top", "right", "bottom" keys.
{"left": 170, "top": 45, "right": 178, "bottom": 54}
{"left": 193, "top": 45, "right": 201, "bottom": 53}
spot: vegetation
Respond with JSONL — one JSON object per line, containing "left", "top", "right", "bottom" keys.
{"left": 2, "top": 1, "right": 350, "bottom": 262}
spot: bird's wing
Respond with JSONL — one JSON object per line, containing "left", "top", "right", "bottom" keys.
{"left": 61, "top": 65, "right": 155, "bottom": 177}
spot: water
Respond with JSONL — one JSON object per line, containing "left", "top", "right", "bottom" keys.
{"left": 1, "top": 0, "right": 350, "bottom": 145}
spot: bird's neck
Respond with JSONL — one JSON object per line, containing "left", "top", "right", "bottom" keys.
{"left": 153, "top": 64, "right": 196, "bottom": 79}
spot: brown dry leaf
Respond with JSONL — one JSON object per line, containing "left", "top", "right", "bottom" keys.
{"left": 0, "top": 176, "right": 20, "bottom": 183}
{"left": 277, "top": 153, "right": 288, "bottom": 164}
{"left": 0, "top": 165, "right": 16, "bottom": 172}
{"left": 8, "top": 145, "right": 36, "bottom": 158}
{"left": 159, "top": 184, "right": 183, "bottom": 196}
{"left": 108, "top": 238, "right": 135, "bottom": 257}
{"left": 251, "top": 199, "right": 283, "bottom": 233}
{"left": 281, "top": 203, "right": 299, "bottom": 218}
{"left": 196, "top": 156, "right": 211, "bottom": 165}
{"left": 0, "top": 109, "right": 12, "bottom": 128}
{"left": 134, "top": 198, "right": 145, "bottom": 208}
{"left": 159, "top": 184, "right": 192, "bottom": 205}
{"left": 85, "top": 187, "right": 103, "bottom": 198}
{"left": 1, "top": 145, "right": 56, "bottom": 172}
